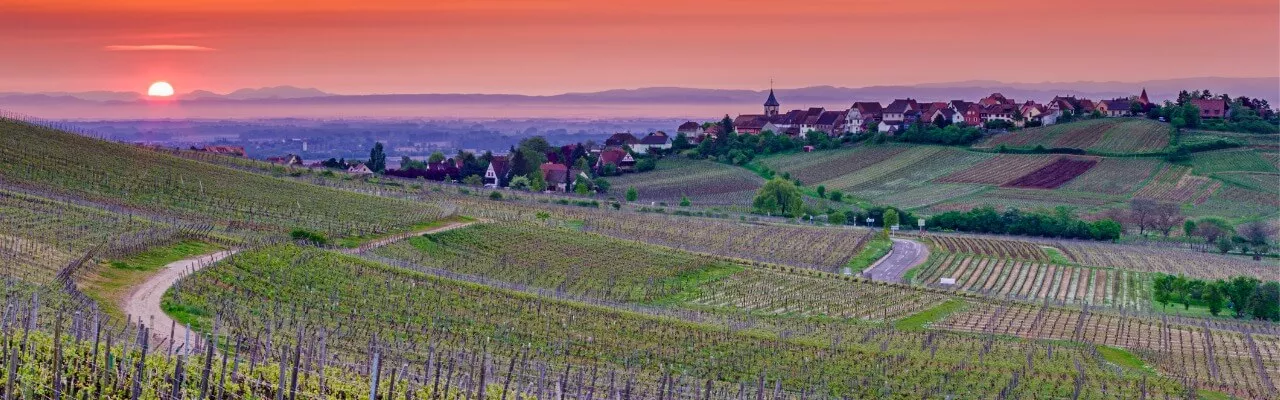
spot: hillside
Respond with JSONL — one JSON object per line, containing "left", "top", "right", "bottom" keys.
{"left": 975, "top": 118, "right": 1173, "bottom": 154}
{"left": 0, "top": 121, "right": 1275, "bottom": 400}
{"left": 0, "top": 119, "right": 446, "bottom": 239}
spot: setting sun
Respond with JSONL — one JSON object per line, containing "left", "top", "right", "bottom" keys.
{"left": 147, "top": 81, "right": 175, "bottom": 97}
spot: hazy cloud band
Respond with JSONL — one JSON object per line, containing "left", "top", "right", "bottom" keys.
{"left": 104, "top": 44, "right": 216, "bottom": 51}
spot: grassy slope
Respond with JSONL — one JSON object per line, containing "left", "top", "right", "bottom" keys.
{"left": 82, "top": 240, "right": 224, "bottom": 321}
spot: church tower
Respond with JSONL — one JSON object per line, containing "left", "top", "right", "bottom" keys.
{"left": 1138, "top": 88, "right": 1150, "bottom": 105}
{"left": 764, "top": 88, "right": 780, "bottom": 117}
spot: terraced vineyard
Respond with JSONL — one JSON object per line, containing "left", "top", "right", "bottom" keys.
{"left": 934, "top": 154, "right": 1062, "bottom": 185}
{"left": 1056, "top": 242, "right": 1279, "bottom": 281}
{"left": 1190, "top": 149, "right": 1280, "bottom": 175}
{"left": 755, "top": 145, "right": 910, "bottom": 185}
{"left": 928, "top": 236, "right": 1050, "bottom": 261}
{"left": 1059, "top": 157, "right": 1162, "bottom": 195}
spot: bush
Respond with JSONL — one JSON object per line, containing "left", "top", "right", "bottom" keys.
{"left": 488, "top": 191, "right": 503, "bottom": 200}
{"left": 289, "top": 229, "right": 328, "bottom": 246}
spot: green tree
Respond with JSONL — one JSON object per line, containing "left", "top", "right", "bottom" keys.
{"left": 816, "top": 185, "right": 826, "bottom": 199}
{"left": 1227, "top": 276, "right": 1261, "bottom": 318}
{"left": 752, "top": 177, "right": 804, "bottom": 217}
{"left": 1183, "top": 220, "right": 1197, "bottom": 238}
{"left": 592, "top": 178, "right": 611, "bottom": 194}
{"left": 829, "top": 190, "right": 843, "bottom": 202}
{"left": 828, "top": 210, "right": 847, "bottom": 225}
{"left": 508, "top": 175, "right": 530, "bottom": 190}
{"left": 462, "top": 174, "right": 483, "bottom": 187}
{"left": 625, "top": 186, "right": 638, "bottom": 202}
{"left": 672, "top": 133, "right": 691, "bottom": 151}
{"left": 679, "top": 195, "right": 691, "bottom": 207}
{"left": 1153, "top": 274, "right": 1174, "bottom": 309}
{"left": 1249, "top": 282, "right": 1280, "bottom": 321}
{"left": 428, "top": 151, "right": 446, "bottom": 164}
{"left": 1204, "top": 280, "right": 1227, "bottom": 316}
{"left": 1172, "top": 275, "right": 1191, "bottom": 310}
{"left": 883, "top": 208, "right": 900, "bottom": 232}
{"left": 367, "top": 142, "right": 387, "bottom": 173}
{"left": 574, "top": 179, "right": 590, "bottom": 195}
{"left": 528, "top": 172, "right": 547, "bottom": 192}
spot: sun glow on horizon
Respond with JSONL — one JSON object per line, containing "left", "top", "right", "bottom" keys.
{"left": 147, "top": 81, "right": 175, "bottom": 97}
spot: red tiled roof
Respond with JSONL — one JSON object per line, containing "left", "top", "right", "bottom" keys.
{"left": 1190, "top": 98, "right": 1227, "bottom": 116}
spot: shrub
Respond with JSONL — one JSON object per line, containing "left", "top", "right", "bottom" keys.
{"left": 289, "top": 229, "right": 329, "bottom": 246}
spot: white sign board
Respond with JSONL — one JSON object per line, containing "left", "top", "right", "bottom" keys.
{"left": 940, "top": 278, "right": 957, "bottom": 285}
{"left": 918, "top": 218, "right": 925, "bottom": 227}
{"left": 891, "top": 225, "right": 900, "bottom": 231}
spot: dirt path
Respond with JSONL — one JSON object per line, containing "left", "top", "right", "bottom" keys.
{"left": 121, "top": 250, "right": 238, "bottom": 353}
{"left": 862, "top": 239, "right": 930, "bottom": 283}
{"left": 120, "top": 220, "right": 478, "bottom": 351}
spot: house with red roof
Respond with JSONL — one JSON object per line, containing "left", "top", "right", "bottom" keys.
{"left": 540, "top": 162, "right": 571, "bottom": 192}
{"left": 845, "top": 102, "right": 882, "bottom": 133}
{"left": 980, "top": 93, "right": 1014, "bottom": 106}
{"left": 595, "top": 147, "right": 635, "bottom": 173}
{"left": 201, "top": 145, "right": 246, "bottom": 157}
{"left": 677, "top": 121, "right": 702, "bottom": 137}
{"left": 1190, "top": 98, "right": 1228, "bottom": 119}
{"left": 949, "top": 100, "right": 983, "bottom": 126}
{"left": 882, "top": 99, "right": 919, "bottom": 123}
{"left": 604, "top": 133, "right": 639, "bottom": 147}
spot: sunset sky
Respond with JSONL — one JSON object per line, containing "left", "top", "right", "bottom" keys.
{"left": 3, "top": 0, "right": 1277, "bottom": 95}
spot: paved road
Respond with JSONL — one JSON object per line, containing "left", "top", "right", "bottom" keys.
{"left": 862, "top": 238, "right": 930, "bottom": 283}
{"left": 121, "top": 220, "right": 477, "bottom": 353}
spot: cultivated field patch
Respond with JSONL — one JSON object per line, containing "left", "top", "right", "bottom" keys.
{"left": 935, "top": 154, "right": 1062, "bottom": 185}
{"left": 1003, "top": 158, "right": 1098, "bottom": 189}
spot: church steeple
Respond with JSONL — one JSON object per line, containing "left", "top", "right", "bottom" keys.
{"left": 1139, "top": 88, "right": 1150, "bottom": 105}
{"left": 763, "top": 86, "right": 780, "bottom": 117}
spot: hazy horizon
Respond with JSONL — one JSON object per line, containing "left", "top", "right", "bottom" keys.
{"left": 3, "top": 0, "right": 1277, "bottom": 95}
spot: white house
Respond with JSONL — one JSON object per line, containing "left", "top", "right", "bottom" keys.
{"left": 347, "top": 164, "right": 374, "bottom": 176}
{"left": 630, "top": 131, "right": 672, "bottom": 153}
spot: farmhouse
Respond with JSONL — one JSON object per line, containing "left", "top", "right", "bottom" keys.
{"left": 845, "top": 102, "right": 882, "bottom": 133}
{"left": 346, "top": 163, "right": 374, "bottom": 176}
{"left": 882, "top": 99, "right": 919, "bottom": 123}
{"left": 1101, "top": 99, "right": 1133, "bottom": 117}
{"left": 540, "top": 162, "right": 571, "bottom": 192}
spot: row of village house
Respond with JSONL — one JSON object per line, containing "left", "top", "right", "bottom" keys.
{"left": 671, "top": 89, "right": 1232, "bottom": 140}
{"left": 199, "top": 89, "right": 1232, "bottom": 193}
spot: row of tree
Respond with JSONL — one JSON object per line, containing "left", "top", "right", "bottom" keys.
{"left": 1153, "top": 274, "right": 1279, "bottom": 321}
{"left": 926, "top": 206, "right": 1123, "bottom": 241}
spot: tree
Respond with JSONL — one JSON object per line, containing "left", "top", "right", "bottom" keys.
{"left": 1194, "top": 218, "right": 1231, "bottom": 246}
{"left": 573, "top": 179, "right": 590, "bottom": 195}
{"left": 828, "top": 210, "right": 847, "bottom": 225}
{"left": 883, "top": 208, "right": 900, "bottom": 232}
{"left": 1128, "top": 199, "right": 1159, "bottom": 235}
{"left": 367, "top": 142, "right": 387, "bottom": 173}
{"left": 428, "top": 151, "right": 446, "bottom": 164}
{"left": 592, "top": 178, "right": 611, "bottom": 194}
{"left": 672, "top": 133, "right": 691, "bottom": 152}
{"left": 829, "top": 191, "right": 844, "bottom": 202}
{"left": 1153, "top": 274, "right": 1175, "bottom": 309}
{"left": 717, "top": 115, "right": 735, "bottom": 147}
{"left": 508, "top": 147, "right": 530, "bottom": 177}
{"left": 1150, "top": 201, "right": 1184, "bottom": 237}
{"left": 625, "top": 186, "right": 638, "bottom": 202}
{"left": 679, "top": 195, "right": 691, "bottom": 207}
{"left": 1249, "top": 282, "right": 1279, "bottom": 321}
{"left": 1239, "top": 220, "right": 1277, "bottom": 259}
{"left": 1204, "top": 280, "right": 1227, "bottom": 316}
{"left": 1129, "top": 101, "right": 1144, "bottom": 116}
{"left": 1226, "top": 276, "right": 1260, "bottom": 318}
{"left": 1216, "top": 236, "right": 1235, "bottom": 254}
{"left": 508, "top": 175, "right": 530, "bottom": 190}
{"left": 462, "top": 174, "right": 483, "bottom": 187}
{"left": 1172, "top": 275, "right": 1191, "bottom": 310}
{"left": 816, "top": 185, "right": 826, "bottom": 199}
{"left": 527, "top": 172, "right": 547, "bottom": 192}
{"left": 752, "top": 177, "right": 804, "bottom": 217}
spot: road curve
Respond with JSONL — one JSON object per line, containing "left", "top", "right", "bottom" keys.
{"left": 862, "top": 238, "right": 930, "bottom": 283}
{"left": 122, "top": 249, "right": 238, "bottom": 353}
{"left": 121, "top": 220, "right": 477, "bottom": 352}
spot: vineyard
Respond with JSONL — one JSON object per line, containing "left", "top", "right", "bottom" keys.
{"left": 935, "top": 302, "right": 1280, "bottom": 398}
{"left": 370, "top": 222, "right": 734, "bottom": 302}
{"left": 156, "top": 244, "right": 1193, "bottom": 398}
{"left": 975, "top": 118, "right": 1169, "bottom": 154}
{"left": 1133, "top": 164, "right": 1220, "bottom": 203}
{"left": 1189, "top": 149, "right": 1280, "bottom": 175}
{"left": 0, "top": 118, "right": 1276, "bottom": 399}
{"left": 603, "top": 158, "right": 763, "bottom": 206}
{"left": 0, "top": 119, "right": 447, "bottom": 239}
{"left": 912, "top": 254, "right": 1150, "bottom": 309}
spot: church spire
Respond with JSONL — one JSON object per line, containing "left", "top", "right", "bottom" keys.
{"left": 763, "top": 81, "right": 780, "bottom": 117}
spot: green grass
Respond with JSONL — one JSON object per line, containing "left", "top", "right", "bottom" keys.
{"left": 1197, "top": 389, "right": 1238, "bottom": 400}
{"left": 1097, "top": 345, "right": 1150, "bottom": 372}
{"left": 894, "top": 299, "right": 965, "bottom": 331}
{"left": 334, "top": 215, "right": 472, "bottom": 248}
{"left": 644, "top": 263, "right": 746, "bottom": 306}
{"left": 845, "top": 232, "right": 892, "bottom": 272}
{"left": 1043, "top": 247, "right": 1073, "bottom": 265}
{"left": 84, "top": 240, "right": 224, "bottom": 321}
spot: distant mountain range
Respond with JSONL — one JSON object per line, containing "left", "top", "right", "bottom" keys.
{"left": 1, "top": 78, "right": 1274, "bottom": 119}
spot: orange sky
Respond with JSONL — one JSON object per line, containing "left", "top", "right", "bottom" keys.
{"left": 2, "top": 0, "right": 1277, "bottom": 95}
